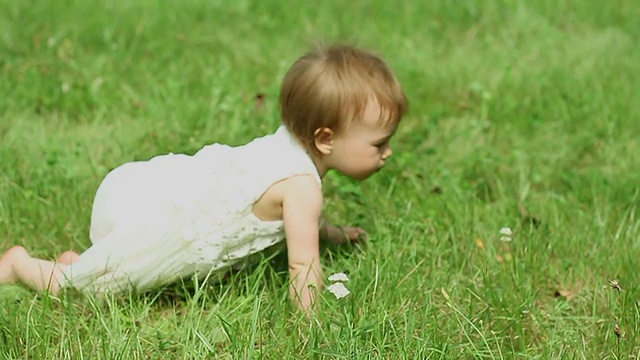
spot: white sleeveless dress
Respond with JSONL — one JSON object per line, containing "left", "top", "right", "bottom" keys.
{"left": 60, "top": 125, "right": 321, "bottom": 292}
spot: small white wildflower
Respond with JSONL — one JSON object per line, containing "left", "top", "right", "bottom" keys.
{"left": 61, "top": 82, "right": 71, "bottom": 93}
{"left": 500, "top": 236, "right": 512, "bottom": 242}
{"left": 328, "top": 272, "right": 349, "bottom": 282}
{"left": 327, "top": 282, "right": 350, "bottom": 299}
{"left": 499, "top": 227, "right": 513, "bottom": 236}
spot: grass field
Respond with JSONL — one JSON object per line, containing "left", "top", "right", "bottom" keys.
{"left": 1, "top": 0, "right": 640, "bottom": 358}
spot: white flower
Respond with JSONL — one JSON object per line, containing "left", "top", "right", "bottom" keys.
{"left": 328, "top": 272, "right": 349, "bottom": 282}
{"left": 500, "top": 236, "right": 512, "bottom": 242}
{"left": 499, "top": 227, "right": 513, "bottom": 236}
{"left": 327, "top": 282, "right": 350, "bottom": 299}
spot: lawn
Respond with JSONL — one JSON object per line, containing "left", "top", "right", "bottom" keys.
{"left": 1, "top": 0, "right": 639, "bottom": 358}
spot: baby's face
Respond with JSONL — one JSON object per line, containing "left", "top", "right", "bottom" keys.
{"left": 330, "top": 100, "right": 397, "bottom": 180}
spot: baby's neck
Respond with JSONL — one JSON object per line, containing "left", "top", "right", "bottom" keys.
{"left": 309, "top": 153, "right": 328, "bottom": 179}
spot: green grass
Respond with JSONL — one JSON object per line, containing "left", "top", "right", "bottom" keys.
{"left": 1, "top": 0, "right": 639, "bottom": 358}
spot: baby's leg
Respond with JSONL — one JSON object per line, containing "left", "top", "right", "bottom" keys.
{"left": 56, "top": 251, "right": 81, "bottom": 265}
{"left": 0, "top": 246, "right": 64, "bottom": 294}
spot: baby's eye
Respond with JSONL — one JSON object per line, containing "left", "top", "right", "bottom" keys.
{"left": 374, "top": 141, "right": 388, "bottom": 148}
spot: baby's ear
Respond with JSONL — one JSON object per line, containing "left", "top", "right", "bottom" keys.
{"left": 313, "top": 127, "right": 334, "bottom": 155}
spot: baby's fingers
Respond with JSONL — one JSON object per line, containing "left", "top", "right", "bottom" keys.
{"left": 340, "top": 226, "right": 368, "bottom": 243}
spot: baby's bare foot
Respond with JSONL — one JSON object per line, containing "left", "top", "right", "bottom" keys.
{"left": 56, "top": 250, "right": 80, "bottom": 265}
{"left": 0, "top": 246, "right": 29, "bottom": 284}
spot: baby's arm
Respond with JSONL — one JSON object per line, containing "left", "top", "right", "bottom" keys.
{"left": 282, "top": 175, "right": 324, "bottom": 314}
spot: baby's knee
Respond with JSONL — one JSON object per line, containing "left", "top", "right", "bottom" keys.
{"left": 56, "top": 251, "right": 81, "bottom": 265}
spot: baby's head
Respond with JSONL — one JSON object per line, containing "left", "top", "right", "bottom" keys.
{"left": 280, "top": 44, "right": 408, "bottom": 156}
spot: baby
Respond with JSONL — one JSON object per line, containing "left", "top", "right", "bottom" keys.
{"left": 0, "top": 44, "right": 407, "bottom": 313}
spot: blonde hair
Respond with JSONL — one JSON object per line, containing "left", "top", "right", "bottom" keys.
{"left": 280, "top": 44, "right": 408, "bottom": 155}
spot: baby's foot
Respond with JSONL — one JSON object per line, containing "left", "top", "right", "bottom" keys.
{"left": 0, "top": 246, "right": 28, "bottom": 284}
{"left": 56, "top": 251, "right": 80, "bottom": 265}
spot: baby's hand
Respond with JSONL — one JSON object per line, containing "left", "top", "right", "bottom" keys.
{"left": 321, "top": 223, "right": 368, "bottom": 245}
{"left": 340, "top": 226, "right": 368, "bottom": 243}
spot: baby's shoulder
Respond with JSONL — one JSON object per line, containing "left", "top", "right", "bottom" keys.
{"left": 276, "top": 175, "right": 323, "bottom": 207}
{"left": 278, "top": 174, "right": 324, "bottom": 219}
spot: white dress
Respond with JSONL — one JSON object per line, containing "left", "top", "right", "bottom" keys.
{"left": 60, "top": 125, "right": 321, "bottom": 292}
